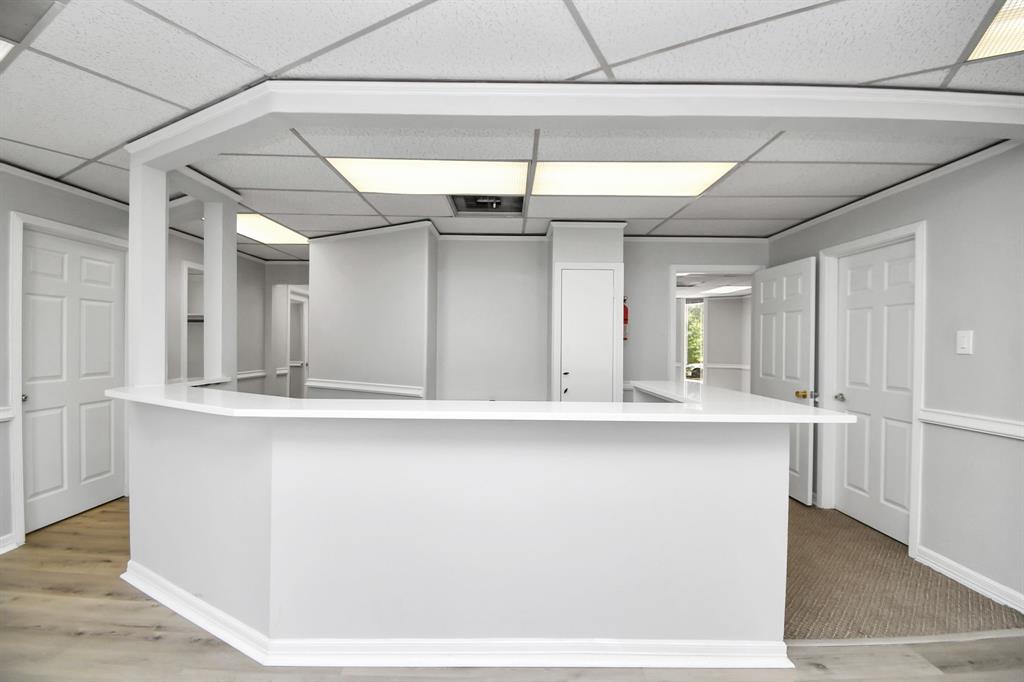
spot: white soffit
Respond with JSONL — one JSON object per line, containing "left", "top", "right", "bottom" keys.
{"left": 0, "top": 138, "right": 86, "bottom": 177}
{"left": 284, "top": 0, "right": 600, "bottom": 81}
{"left": 31, "top": 0, "right": 261, "bottom": 109}
{"left": 527, "top": 195, "right": 690, "bottom": 219}
{"left": 239, "top": 190, "right": 376, "bottom": 215}
{"left": 194, "top": 156, "right": 350, "bottom": 191}
{"left": 678, "top": 196, "right": 856, "bottom": 220}
{"left": 0, "top": 51, "right": 182, "bottom": 158}
{"left": 949, "top": 54, "right": 1024, "bottom": 94}
{"left": 298, "top": 126, "right": 536, "bottom": 160}
{"left": 136, "top": 0, "right": 416, "bottom": 73}
{"left": 706, "top": 162, "right": 934, "bottom": 196}
{"left": 753, "top": 131, "right": 997, "bottom": 163}
{"left": 653, "top": 219, "right": 795, "bottom": 237}
{"left": 365, "top": 194, "right": 455, "bottom": 217}
{"left": 265, "top": 215, "right": 390, "bottom": 234}
{"left": 63, "top": 162, "right": 130, "bottom": 202}
{"left": 431, "top": 217, "right": 529, "bottom": 235}
{"left": 623, "top": 219, "right": 667, "bottom": 235}
{"left": 536, "top": 129, "right": 777, "bottom": 161}
{"left": 523, "top": 218, "right": 550, "bottom": 234}
{"left": 575, "top": 0, "right": 820, "bottom": 64}
{"left": 613, "top": 0, "right": 993, "bottom": 84}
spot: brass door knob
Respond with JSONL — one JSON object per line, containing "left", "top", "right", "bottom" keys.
{"left": 794, "top": 390, "right": 812, "bottom": 399}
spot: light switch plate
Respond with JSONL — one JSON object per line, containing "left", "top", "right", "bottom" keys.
{"left": 956, "top": 330, "right": 974, "bottom": 355}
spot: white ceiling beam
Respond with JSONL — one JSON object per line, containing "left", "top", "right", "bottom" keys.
{"left": 125, "top": 81, "right": 1024, "bottom": 171}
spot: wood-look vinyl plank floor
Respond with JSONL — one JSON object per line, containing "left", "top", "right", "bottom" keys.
{"left": 1, "top": 498, "right": 1022, "bottom": 682}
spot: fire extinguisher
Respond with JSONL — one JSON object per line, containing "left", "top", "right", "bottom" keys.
{"left": 623, "top": 297, "right": 629, "bottom": 341}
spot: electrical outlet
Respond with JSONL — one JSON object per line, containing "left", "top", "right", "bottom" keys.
{"left": 956, "top": 330, "right": 974, "bottom": 355}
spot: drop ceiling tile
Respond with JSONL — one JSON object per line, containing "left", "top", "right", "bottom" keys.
{"left": 754, "top": 132, "right": 996, "bottom": 164}
{"left": 286, "top": 0, "right": 599, "bottom": 81}
{"left": 237, "top": 243, "right": 301, "bottom": 260}
{"left": 0, "top": 138, "right": 86, "bottom": 177}
{"left": 948, "top": 54, "right": 1024, "bottom": 94}
{"left": 523, "top": 219, "right": 550, "bottom": 235}
{"left": 299, "top": 126, "right": 536, "bottom": 160}
{"left": 240, "top": 190, "right": 377, "bottom": 215}
{"left": 623, "top": 219, "right": 665, "bottom": 235}
{"left": 869, "top": 68, "right": 951, "bottom": 88}
{"left": 613, "top": 0, "right": 992, "bottom": 84}
{"left": 706, "top": 163, "right": 933, "bottom": 197}
{"left": 99, "top": 148, "right": 130, "bottom": 169}
{"left": 528, "top": 195, "right": 690, "bottom": 219}
{"left": 652, "top": 219, "right": 795, "bottom": 237}
{"left": 31, "top": 0, "right": 262, "bottom": 108}
{"left": 266, "top": 215, "right": 390, "bottom": 234}
{"left": 63, "top": 163, "right": 129, "bottom": 202}
{"left": 677, "top": 196, "right": 854, "bottom": 220}
{"left": 576, "top": 0, "right": 820, "bottom": 63}
{"left": 0, "top": 51, "right": 182, "bottom": 158}
{"left": 364, "top": 194, "right": 454, "bottom": 217}
{"left": 432, "top": 217, "right": 526, "bottom": 235}
{"left": 137, "top": 0, "right": 415, "bottom": 73}
{"left": 219, "top": 128, "right": 314, "bottom": 156}
{"left": 172, "top": 219, "right": 204, "bottom": 239}
{"left": 194, "top": 156, "right": 349, "bottom": 191}
{"left": 537, "top": 129, "right": 775, "bottom": 161}
{"left": 268, "top": 244, "right": 310, "bottom": 260}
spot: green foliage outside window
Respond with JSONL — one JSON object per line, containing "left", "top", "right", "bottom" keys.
{"left": 686, "top": 304, "right": 703, "bottom": 365}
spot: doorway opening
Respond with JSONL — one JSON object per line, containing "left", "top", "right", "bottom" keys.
{"left": 181, "top": 262, "right": 204, "bottom": 382}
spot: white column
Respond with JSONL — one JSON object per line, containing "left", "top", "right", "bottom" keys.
{"left": 203, "top": 201, "right": 238, "bottom": 383}
{"left": 127, "top": 163, "right": 168, "bottom": 386}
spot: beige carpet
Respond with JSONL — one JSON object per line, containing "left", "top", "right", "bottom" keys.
{"left": 785, "top": 500, "right": 1024, "bottom": 640}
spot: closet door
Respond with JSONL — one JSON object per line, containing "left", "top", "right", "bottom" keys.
{"left": 560, "top": 269, "right": 615, "bottom": 402}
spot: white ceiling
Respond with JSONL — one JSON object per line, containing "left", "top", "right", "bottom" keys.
{"left": 0, "top": 0, "right": 1019, "bottom": 261}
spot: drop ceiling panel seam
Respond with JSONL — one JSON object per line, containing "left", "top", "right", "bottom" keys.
{"left": 940, "top": 0, "right": 1008, "bottom": 87}
{"left": 290, "top": 127, "right": 390, "bottom": 222}
{"left": 520, "top": 129, "right": 541, "bottom": 234}
{"left": 562, "top": 0, "right": 615, "bottom": 80}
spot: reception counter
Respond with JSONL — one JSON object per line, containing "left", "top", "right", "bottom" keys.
{"left": 108, "top": 383, "right": 853, "bottom": 669}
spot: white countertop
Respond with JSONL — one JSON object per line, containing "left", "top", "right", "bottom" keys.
{"left": 107, "top": 383, "right": 855, "bottom": 424}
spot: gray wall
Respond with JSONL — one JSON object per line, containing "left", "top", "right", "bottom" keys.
{"left": 771, "top": 145, "right": 1024, "bottom": 602}
{"left": 436, "top": 238, "right": 549, "bottom": 400}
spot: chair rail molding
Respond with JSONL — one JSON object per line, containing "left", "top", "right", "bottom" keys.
{"left": 304, "top": 378, "right": 425, "bottom": 399}
{"left": 237, "top": 370, "right": 268, "bottom": 381}
{"left": 917, "top": 408, "right": 1024, "bottom": 441}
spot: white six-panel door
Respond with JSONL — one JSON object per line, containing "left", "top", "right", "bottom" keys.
{"left": 560, "top": 268, "right": 615, "bottom": 402}
{"left": 22, "top": 230, "right": 125, "bottom": 532}
{"left": 835, "top": 239, "right": 915, "bottom": 543}
{"left": 750, "top": 257, "right": 817, "bottom": 504}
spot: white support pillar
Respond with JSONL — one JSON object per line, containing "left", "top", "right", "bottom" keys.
{"left": 202, "top": 201, "right": 238, "bottom": 384}
{"left": 127, "top": 163, "right": 169, "bottom": 386}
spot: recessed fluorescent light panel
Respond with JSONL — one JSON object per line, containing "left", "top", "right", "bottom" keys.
{"left": 0, "top": 38, "right": 15, "bottom": 63}
{"left": 703, "top": 285, "right": 752, "bottom": 295}
{"left": 328, "top": 158, "right": 528, "bottom": 195}
{"left": 532, "top": 162, "right": 736, "bottom": 197}
{"left": 237, "top": 214, "right": 308, "bottom": 245}
{"left": 970, "top": 0, "right": 1024, "bottom": 60}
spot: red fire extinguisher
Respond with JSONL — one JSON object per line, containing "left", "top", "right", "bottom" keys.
{"left": 623, "top": 297, "right": 629, "bottom": 341}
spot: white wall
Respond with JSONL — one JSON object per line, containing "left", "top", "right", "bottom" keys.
{"left": 704, "top": 295, "right": 751, "bottom": 392}
{"left": 263, "top": 262, "right": 309, "bottom": 396}
{"left": 623, "top": 239, "right": 768, "bottom": 386}
{"left": 307, "top": 224, "right": 435, "bottom": 397}
{"left": 436, "top": 238, "right": 549, "bottom": 400}
{"left": 770, "top": 144, "right": 1024, "bottom": 609}
{"left": 236, "top": 255, "right": 267, "bottom": 393}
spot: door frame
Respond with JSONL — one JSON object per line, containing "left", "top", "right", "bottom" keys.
{"left": 817, "top": 220, "right": 927, "bottom": 553}
{"left": 5, "top": 211, "right": 128, "bottom": 551}
{"left": 287, "top": 287, "right": 309, "bottom": 398}
{"left": 551, "top": 262, "right": 624, "bottom": 401}
{"left": 667, "top": 264, "right": 762, "bottom": 381}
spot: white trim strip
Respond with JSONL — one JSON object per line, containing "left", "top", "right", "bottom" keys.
{"left": 914, "top": 546, "right": 1024, "bottom": 614}
{"left": 0, "top": 163, "right": 129, "bottom": 210}
{"left": 0, "top": 533, "right": 19, "bottom": 556}
{"left": 0, "top": 406, "right": 13, "bottom": 423}
{"left": 792, "top": 628, "right": 1024, "bottom": 647}
{"left": 438, "top": 234, "right": 548, "bottom": 242}
{"left": 918, "top": 408, "right": 1024, "bottom": 440}
{"left": 275, "top": 367, "right": 289, "bottom": 376}
{"left": 122, "top": 561, "right": 791, "bottom": 668}
{"left": 770, "top": 141, "right": 1021, "bottom": 243}
{"left": 236, "top": 370, "right": 267, "bottom": 380}
{"left": 312, "top": 220, "right": 438, "bottom": 242}
{"left": 304, "top": 378, "right": 425, "bottom": 398}
{"left": 288, "top": 361, "right": 304, "bottom": 368}
{"left": 704, "top": 363, "right": 751, "bottom": 370}
{"left": 625, "top": 236, "right": 767, "bottom": 244}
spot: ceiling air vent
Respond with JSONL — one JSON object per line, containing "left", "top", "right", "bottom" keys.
{"left": 451, "top": 195, "right": 523, "bottom": 216}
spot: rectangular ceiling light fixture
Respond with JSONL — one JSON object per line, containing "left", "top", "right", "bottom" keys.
{"left": 0, "top": 38, "right": 15, "bottom": 63}
{"left": 237, "top": 213, "right": 308, "bottom": 245}
{"left": 531, "top": 162, "right": 736, "bottom": 196}
{"left": 970, "top": 0, "right": 1024, "bottom": 60}
{"left": 327, "top": 158, "right": 529, "bottom": 195}
{"left": 703, "top": 285, "right": 751, "bottom": 295}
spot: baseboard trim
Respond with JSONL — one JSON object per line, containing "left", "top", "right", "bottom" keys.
{"left": 305, "top": 378, "right": 425, "bottom": 398}
{"left": 122, "top": 560, "right": 791, "bottom": 668}
{"left": 0, "top": 533, "right": 20, "bottom": 556}
{"left": 918, "top": 408, "right": 1024, "bottom": 440}
{"left": 915, "top": 546, "right": 1024, "bottom": 614}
